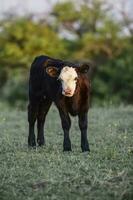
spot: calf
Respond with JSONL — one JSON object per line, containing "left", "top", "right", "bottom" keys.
{"left": 28, "top": 55, "right": 91, "bottom": 152}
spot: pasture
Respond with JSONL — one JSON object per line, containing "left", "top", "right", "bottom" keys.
{"left": 0, "top": 103, "right": 133, "bottom": 200}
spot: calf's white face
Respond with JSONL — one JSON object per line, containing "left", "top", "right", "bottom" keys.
{"left": 59, "top": 67, "right": 78, "bottom": 97}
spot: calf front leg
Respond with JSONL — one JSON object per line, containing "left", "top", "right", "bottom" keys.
{"left": 58, "top": 108, "right": 71, "bottom": 151}
{"left": 78, "top": 113, "right": 90, "bottom": 152}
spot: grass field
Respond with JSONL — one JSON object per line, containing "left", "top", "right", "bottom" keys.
{"left": 0, "top": 103, "right": 133, "bottom": 200}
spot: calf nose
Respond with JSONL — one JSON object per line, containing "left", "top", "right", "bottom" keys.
{"left": 63, "top": 88, "right": 72, "bottom": 95}
{"left": 65, "top": 88, "right": 71, "bottom": 93}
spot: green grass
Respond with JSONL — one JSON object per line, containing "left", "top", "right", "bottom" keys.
{"left": 0, "top": 103, "right": 133, "bottom": 200}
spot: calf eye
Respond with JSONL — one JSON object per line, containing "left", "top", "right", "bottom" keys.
{"left": 58, "top": 77, "right": 62, "bottom": 81}
{"left": 74, "top": 77, "right": 78, "bottom": 81}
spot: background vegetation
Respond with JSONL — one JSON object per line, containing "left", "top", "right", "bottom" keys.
{"left": 0, "top": 0, "right": 133, "bottom": 107}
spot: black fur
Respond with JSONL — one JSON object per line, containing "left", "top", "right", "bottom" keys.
{"left": 28, "top": 55, "right": 91, "bottom": 152}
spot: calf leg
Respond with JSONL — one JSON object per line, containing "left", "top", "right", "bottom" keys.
{"left": 37, "top": 100, "right": 52, "bottom": 146}
{"left": 78, "top": 113, "right": 90, "bottom": 152}
{"left": 28, "top": 103, "right": 38, "bottom": 147}
{"left": 58, "top": 108, "right": 71, "bottom": 151}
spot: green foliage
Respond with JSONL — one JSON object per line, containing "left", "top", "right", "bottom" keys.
{"left": 53, "top": 1, "right": 80, "bottom": 22}
{"left": 0, "top": 0, "right": 133, "bottom": 106}
{"left": 0, "top": 17, "right": 67, "bottom": 68}
{"left": 0, "top": 104, "right": 133, "bottom": 199}
{"left": 1, "top": 69, "right": 28, "bottom": 108}
{"left": 0, "top": 17, "right": 68, "bottom": 106}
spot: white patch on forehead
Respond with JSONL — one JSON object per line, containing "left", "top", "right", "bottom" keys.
{"left": 59, "top": 66, "right": 78, "bottom": 97}
{"left": 59, "top": 66, "right": 77, "bottom": 80}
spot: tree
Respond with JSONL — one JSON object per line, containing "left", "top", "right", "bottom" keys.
{"left": 52, "top": 0, "right": 133, "bottom": 104}
{"left": 0, "top": 0, "right": 133, "bottom": 106}
{"left": 0, "top": 16, "right": 67, "bottom": 106}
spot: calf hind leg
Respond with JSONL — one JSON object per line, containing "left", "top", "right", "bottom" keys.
{"left": 28, "top": 103, "right": 38, "bottom": 147}
{"left": 37, "top": 100, "right": 52, "bottom": 146}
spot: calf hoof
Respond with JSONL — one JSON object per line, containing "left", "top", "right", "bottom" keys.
{"left": 82, "top": 148, "right": 90, "bottom": 152}
{"left": 81, "top": 145, "right": 90, "bottom": 152}
{"left": 63, "top": 141, "right": 72, "bottom": 151}
{"left": 63, "top": 147, "right": 72, "bottom": 152}
{"left": 37, "top": 138, "right": 45, "bottom": 146}
{"left": 28, "top": 137, "right": 36, "bottom": 148}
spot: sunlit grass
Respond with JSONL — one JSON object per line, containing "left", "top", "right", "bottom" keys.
{"left": 0, "top": 103, "right": 133, "bottom": 200}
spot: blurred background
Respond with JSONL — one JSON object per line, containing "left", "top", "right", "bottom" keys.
{"left": 0, "top": 0, "right": 133, "bottom": 108}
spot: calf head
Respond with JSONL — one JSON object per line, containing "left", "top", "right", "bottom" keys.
{"left": 59, "top": 67, "right": 78, "bottom": 97}
{"left": 46, "top": 62, "right": 90, "bottom": 97}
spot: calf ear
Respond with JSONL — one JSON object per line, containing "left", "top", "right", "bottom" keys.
{"left": 76, "top": 63, "right": 90, "bottom": 74}
{"left": 46, "top": 67, "right": 59, "bottom": 77}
